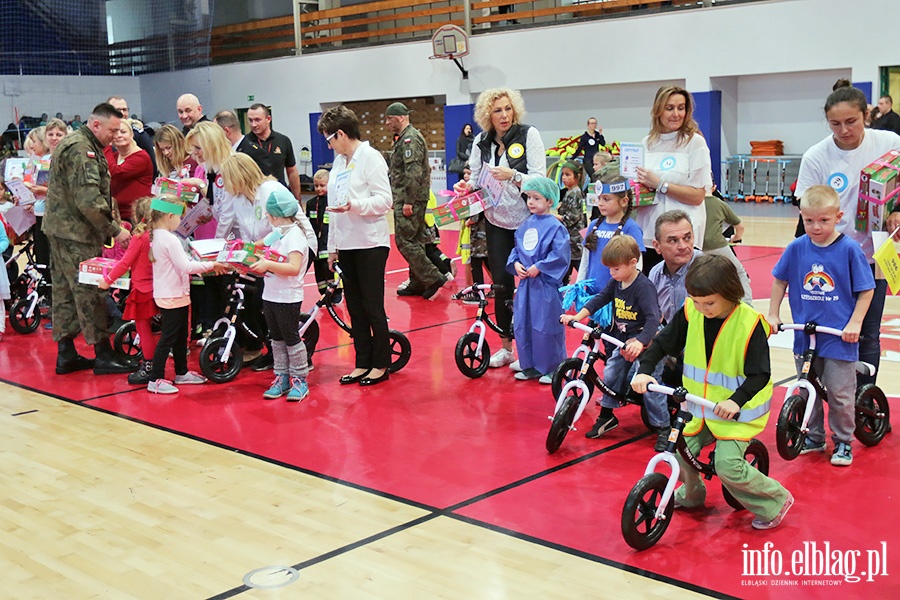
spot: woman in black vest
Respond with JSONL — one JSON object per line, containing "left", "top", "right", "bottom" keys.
{"left": 571, "top": 117, "right": 605, "bottom": 179}
{"left": 454, "top": 88, "right": 546, "bottom": 369}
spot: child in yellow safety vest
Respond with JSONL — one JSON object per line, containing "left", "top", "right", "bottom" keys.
{"left": 632, "top": 254, "right": 794, "bottom": 530}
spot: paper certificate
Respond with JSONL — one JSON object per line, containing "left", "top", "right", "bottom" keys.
{"left": 330, "top": 167, "right": 352, "bottom": 208}
{"left": 619, "top": 143, "right": 644, "bottom": 178}
{"left": 475, "top": 167, "right": 503, "bottom": 207}
{"left": 6, "top": 179, "right": 36, "bottom": 205}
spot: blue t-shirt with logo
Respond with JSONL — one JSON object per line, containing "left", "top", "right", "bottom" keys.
{"left": 772, "top": 234, "right": 875, "bottom": 361}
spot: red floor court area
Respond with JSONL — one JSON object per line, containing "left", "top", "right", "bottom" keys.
{"left": 1, "top": 238, "right": 898, "bottom": 599}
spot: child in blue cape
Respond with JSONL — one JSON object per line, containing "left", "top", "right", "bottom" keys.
{"left": 507, "top": 176, "right": 571, "bottom": 383}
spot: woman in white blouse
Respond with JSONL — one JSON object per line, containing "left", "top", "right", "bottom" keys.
{"left": 635, "top": 85, "right": 712, "bottom": 273}
{"left": 453, "top": 88, "right": 546, "bottom": 369}
{"left": 317, "top": 106, "right": 394, "bottom": 387}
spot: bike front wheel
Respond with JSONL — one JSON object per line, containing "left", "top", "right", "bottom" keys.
{"left": 455, "top": 332, "right": 489, "bottom": 379}
{"left": 199, "top": 337, "right": 243, "bottom": 383}
{"left": 775, "top": 394, "right": 806, "bottom": 461}
{"left": 621, "top": 472, "right": 674, "bottom": 551}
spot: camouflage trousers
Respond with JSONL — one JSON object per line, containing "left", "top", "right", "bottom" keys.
{"left": 48, "top": 236, "right": 108, "bottom": 345}
{"left": 394, "top": 203, "right": 443, "bottom": 289}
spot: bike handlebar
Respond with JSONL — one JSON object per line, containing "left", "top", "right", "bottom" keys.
{"left": 778, "top": 322, "right": 844, "bottom": 338}
{"left": 566, "top": 320, "right": 625, "bottom": 348}
{"left": 459, "top": 283, "right": 505, "bottom": 296}
{"left": 646, "top": 383, "right": 739, "bottom": 420}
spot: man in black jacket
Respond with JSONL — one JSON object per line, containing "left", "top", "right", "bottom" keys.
{"left": 873, "top": 95, "right": 900, "bottom": 136}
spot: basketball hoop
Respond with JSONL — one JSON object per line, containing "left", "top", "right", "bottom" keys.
{"left": 430, "top": 24, "right": 469, "bottom": 80}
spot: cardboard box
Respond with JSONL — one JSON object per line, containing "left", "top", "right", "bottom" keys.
{"left": 857, "top": 150, "right": 900, "bottom": 232}
{"left": 152, "top": 177, "right": 201, "bottom": 204}
{"left": 216, "top": 240, "right": 287, "bottom": 273}
{"left": 78, "top": 257, "right": 130, "bottom": 290}
{"left": 432, "top": 191, "right": 484, "bottom": 227}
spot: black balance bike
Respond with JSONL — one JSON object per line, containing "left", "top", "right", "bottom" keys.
{"left": 621, "top": 383, "right": 770, "bottom": 550}
{"left": 298, "top": 264, "right": 411, "bottom": 373}
{"left": 454, "top": 283, "right": 507, "bottom": 378}
{"left": 546, "top": 321, "right": 654, "bottom": 453}
{"left": 775, "top": 322, "right": 890, "bottom": 460}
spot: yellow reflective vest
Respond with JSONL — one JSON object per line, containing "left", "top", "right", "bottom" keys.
{"left": 682, "top": 299, "right": 773, "bottom": 440}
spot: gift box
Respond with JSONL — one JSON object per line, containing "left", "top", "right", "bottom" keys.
{"left": 631, "top": 182, "right": 658, "bottom": 207}
{"left": 433, "top": 191, "right": 485, "bottom": 227}
{"left": 215, "top": 240, "right": 287, "bottom": 273}
{"left": 857, "top": 150, "right": 900, "bottom": 232}
{"left": 78, "top": 257, "right": 130, "bottom": 290}
{"left": 152, "top": 177, "right": 201, "bottom": 204}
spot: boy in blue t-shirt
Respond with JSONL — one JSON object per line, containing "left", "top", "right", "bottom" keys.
{"left": 769, "top": 185, "right": 875, "bottom": 467}
{"left": 561, "top": 235, "right": 669, "bottom": 450}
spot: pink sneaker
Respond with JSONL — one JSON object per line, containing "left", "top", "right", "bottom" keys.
{"left": 752, "top": 492, "right": 794, "bottom": 530}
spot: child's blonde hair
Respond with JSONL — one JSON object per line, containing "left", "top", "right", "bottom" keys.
{"left": 131, "top": 197, "right": 154, "bottom": 236}
{"left": 601, "top": 233, "right": 640, "bottom": 267}
{"left": 799, "top": 185, "right": 841, "bottom": 211}
{"left": 313, "top": 169, "right": 329, "bottom": 183}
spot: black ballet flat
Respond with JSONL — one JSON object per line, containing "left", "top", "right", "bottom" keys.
{"left": 359, "top": 370, "right": 389, "bottom": 387}
{"left": 340, "top": 370, "right": 371, "bottom": 385}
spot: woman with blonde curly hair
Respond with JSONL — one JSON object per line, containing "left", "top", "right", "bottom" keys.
{"left": 454, "top": 87, "right": 546, "bottom": 369}
{"left": 635, "top": 85, "right": 712, "bottom": 273}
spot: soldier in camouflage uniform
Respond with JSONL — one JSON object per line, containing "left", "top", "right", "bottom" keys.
{"left": 385, "top": 102, "right": 446, "bottom": 300}
{"left": 42, "top": 103, "right": 136, "bottom": 375}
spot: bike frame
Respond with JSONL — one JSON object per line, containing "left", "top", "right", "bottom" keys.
{"left": 642, "top": 383, "right": 733, "bottom": 520}
{"left": 551, "top": 321, "right": 625, "bottom": 428}
{"left": 20, "top": 263, "right": 47, "bottom": 319}
{"left": 459, "top": 283, "right": 506, "bottom": 361}
{"left": 211, "top": 283, "right": 247, "bottom": 362}
{"left": 778, "top": 322, "right": 872, "bottom": 434}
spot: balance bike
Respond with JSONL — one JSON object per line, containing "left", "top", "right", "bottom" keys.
{"left": 298, "top": 264, "right": 411, "bottom": 373}
{"left": 546, "top": 321, "right": 641, "bottom": 453}
{"left": 775, "top": 322, "right": 890, "bottom": 460}
{"left": 621, "top": 383, "right": 770, "bottom": 550}
{"left": 454, "top": 283, "right": 507, "bottom": 378}
{"left": 199, "top": 277, "right": 258, "bottom": 383}
{"left": 9, "top": 258, "right": 51, "bottom": 335}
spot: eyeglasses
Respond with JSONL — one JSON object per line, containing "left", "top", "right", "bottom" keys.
{"left": 325, "top": 131, "right": 338, "bottom": 143}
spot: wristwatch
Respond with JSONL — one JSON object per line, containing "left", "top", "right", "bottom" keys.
{"left": 513, "top": 172, "right": 523, "bottom": 184}
{"left": 658, "top": 180, "right": 669, "bottom": 194}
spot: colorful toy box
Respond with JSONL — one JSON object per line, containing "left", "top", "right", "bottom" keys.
{"left": 857, "top": 150, "right": 900, "bottom": 232}
{"left": 77, "top": 257, "right": 131, "bottom": 290}
{"left": 152, "top": 177, "right": 201, "bottom": 204}
{"left": 216, "top": 240, "right": 287, "bottom": 273}
{"left": 433, "top": 191, "right": 485, "bottom": 227}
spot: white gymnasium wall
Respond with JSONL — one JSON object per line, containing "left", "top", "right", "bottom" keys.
{"left": 735, "top": 69, "right": 849, "bottom": 156}
{"left": 186, "top": 0, "right": 900, "bottom": 165}
{"left": 139, "top": 67, "right": 213, "bottom": 125}
{"left": 0, "top": 75, "right": 141, "bottom": 125}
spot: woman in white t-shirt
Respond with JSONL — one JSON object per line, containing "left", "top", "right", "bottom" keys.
{"left": 635, "top": 85, "right": 713, "bottom": 273}
{"left": 795, "top": 79, "right": 900, "bottom": 386}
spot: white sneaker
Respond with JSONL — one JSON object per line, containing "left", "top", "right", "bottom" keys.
{"left": 538, "top": 374, "right": 552, "bottom": 385}
{"left": 397, "top": 278, "right": 411, "bottom": 291}
{"left": 508, "top": 360, "right": 522, "bottom": 372}
{"left": 148, "top": 379, "right": 179, "bottom": 394}
{"left": 174, "top": 371, "right": 207, "bottom": 385}
{"left": 489, "top": 347, "right": 515, "bottom": 368}
{"left": 445, "top": 271, "right": 455, "bottom": 282}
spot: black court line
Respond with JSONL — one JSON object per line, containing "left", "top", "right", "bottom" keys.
{"left": 6, "top": 372, "right": 767, "bottom": 600}
{"left": 0, "top": 378, "right": 95, "bottom": 404}
{"left": 11, "top": 409, "right": 38, "bottom": 417}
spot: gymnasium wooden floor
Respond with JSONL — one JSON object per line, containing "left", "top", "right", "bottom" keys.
{"left": 2, "top": 209, "right": 898, "bottom": 599}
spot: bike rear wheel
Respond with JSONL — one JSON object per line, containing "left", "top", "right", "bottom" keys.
{"left": 855, "top": 384, "right": 890, "bottom": 446}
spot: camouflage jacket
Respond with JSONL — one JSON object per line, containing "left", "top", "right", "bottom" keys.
{"left": 388, "top": 124, "right": 430, "bottom": 209}
{"left": 42, "top": 126, "right": 121, "bottom": 246}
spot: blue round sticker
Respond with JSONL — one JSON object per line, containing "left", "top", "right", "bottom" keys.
{"left": 828, "top": 172, "right": 849, "bottom": 193}
{"left": 659, "top": 157, "right": 676, "bottom": 171}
